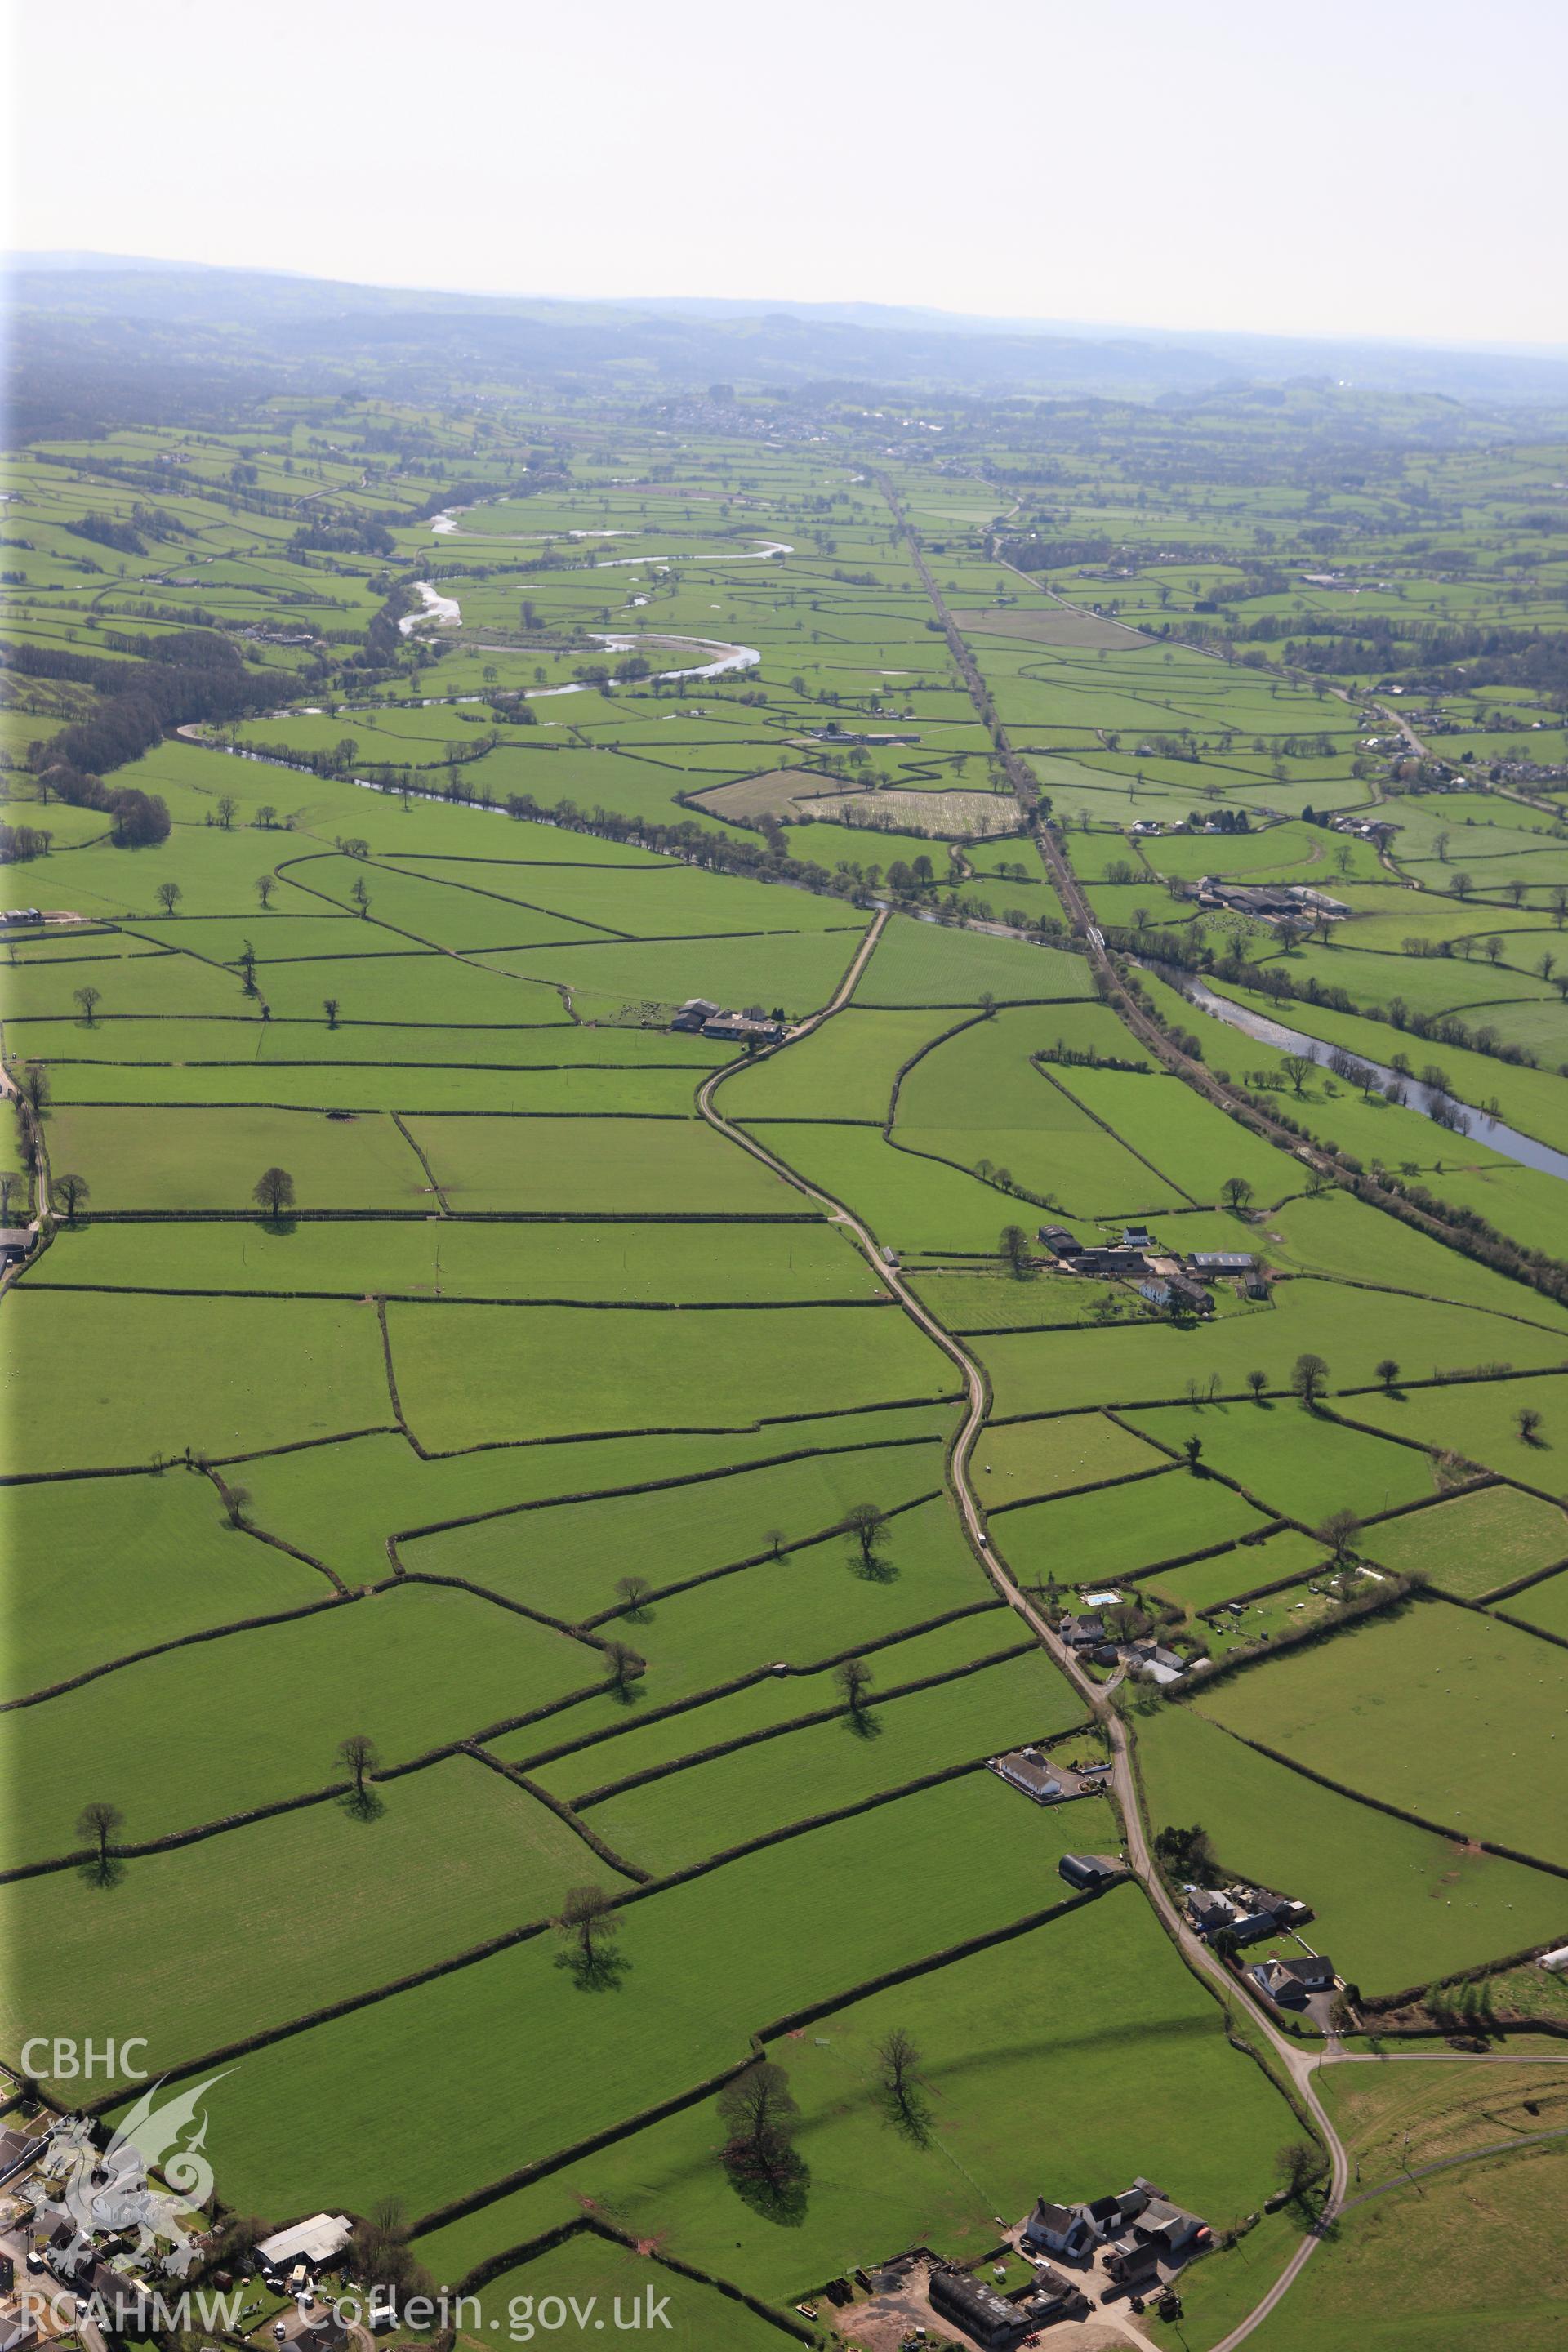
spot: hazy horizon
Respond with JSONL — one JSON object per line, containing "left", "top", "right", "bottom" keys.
{"left": 7, "top": 0, "right": 1566, "bottom": 350}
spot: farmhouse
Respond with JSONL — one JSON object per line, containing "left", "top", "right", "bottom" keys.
{"left": 700, "top": 1009, "right": 786, "bottom": 1044}
{"left": 1022, "top": 2198, "right": 1095, "bottom": 2261}
{"left": 1058, "top": 1612, "right": 1107, "bottom": 1649}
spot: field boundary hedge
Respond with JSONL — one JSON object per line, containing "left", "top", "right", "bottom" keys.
{"left": 2, "top": 1585, "right": 355, "bottom": 1713}
{"left": 1200, "top": 1718, "right": 1568, "bottom": 1889}
{"left": 984, "top": 1458, "right": 1178, "bottom": 1520}
{"left": 571, "top": 1637, "right": 1040, "bottom": 1808}
{"left": 572, "top": 1488, "right": 943, "bottom": 1629}
{"left": 391, "top": 1109, "right": 451, "bottom": 1211}
{"left": 389, "top": 1423, "right": 947, "bottom": 1549}
{"left": 450, "top": 2216, "right": 814, "bottom": 2343}
{"left": 466, "top": 1744, "right": 653, "bottom": 1884}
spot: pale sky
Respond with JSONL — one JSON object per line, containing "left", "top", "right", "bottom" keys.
{"left": 7, "top": 0, "right": 1566, "bottom": 348}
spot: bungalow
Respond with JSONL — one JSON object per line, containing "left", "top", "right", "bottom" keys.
{"left": 1059, "top": 1614, "right": 1107, "bottom": 1650}
{"left": 990, "top": 1748, "right": 1067, "bottom": 1804}
{"left": 670, "top": 996, "right": 719, "bottom": 1032}
{"left": 926, "top": 2264, "right": 1022, "bottom": 2349}
{"left": 1249, "top": 1954, "right": 1335, "bottom": 2006}
{"left": 1059, "top": 1852, "right": 1123, "bottom": 1891}
{"left": 1022, "top": 2198, "right": 1094, "bottom": 2262}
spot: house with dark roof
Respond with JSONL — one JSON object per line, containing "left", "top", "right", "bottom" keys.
{"left": 1249, "top": 1953, "right": 1335, "bottom": 2005}
{"left": 926, "top": 2264, "right": 1024, "bottom": 2347}
{"left": 1058, "top": 1613, "right": 1107, "bottom": 1650}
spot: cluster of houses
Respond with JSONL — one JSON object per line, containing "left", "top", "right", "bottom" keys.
{"left": 1184, "top": 1879, "right": 1313, "bottom": 1949}
{"left": 0, "top": 2122, "right": 381, "bottom": 2352}
{"left": 1058, "top": 1611, "right": 1189, "bottom": 1685}
{"left": 1036, "top": 1223, "right": 1260, "bottom": 1307}
{"left": 1024, "top": 2176, "right": 1211, "bottom": 2304}
{"left": 670, "top": 997, "right": 786, "bottom": 1045}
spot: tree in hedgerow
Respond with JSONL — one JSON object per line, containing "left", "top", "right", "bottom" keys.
{"left": 1375, "top": 1357, "right": 1401, "bottom": 1392}
{"left": 1275, "top": 2140, "right": 1329, "bottom": 2211}
{"left": 73, "top": 984, "right": 101, "bottom": 1026}
{"left": 844, "top": 1502, "right": 889, "bottom": 1575}
{"left": 717, "top": 2061, "right": 801, "bottom": 2195}
{"left": 1290, "top": 1352, "right": 1330, "bottom": 1409}
{"left": 77, "top": 1799, "right": 124, "bottom": 1883}
{"left": 1317, "top": 1508, "right": 1361, "bottom": 1567}
{"left": 556, "top": 1882, "right": 621, "bottom": 1981}
{"left": 1246, "top": 1369, "right": 1268, "bottom": 1403}
{"left": 603, "top": 1637, "right": 639, "bottom": 1696}
{"left": 1221, "top": 1174, "right": 1254, "bottom": 1212}
{"left": 156, "top": 880, "right": 182, "bottom": 916}
{"left": 338, "top": 1732, "right": 380, "bottom": 1814}
{"left": 253, "top": 1165, "right": 296, "bottom": 1218}
{"left": 51, "top": 1171, "right": 90, "bottom": 1223}
{"left": 615, "top": 1574, "right": 653, "bottom": 1619}
{"left": 836, "top": 1656, "right": 874, "bottom": 1720}
{"left": 323, "top": 997, "right": 341, "bottom": 1029}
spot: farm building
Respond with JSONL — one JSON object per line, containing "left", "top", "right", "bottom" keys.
{"left": 0, "top": 1231, "right": 33, "bottom": 1269}
{"left": 670, "top": 997, "right": 719, "bottom": 1032}
{"left": 1059, "top": 1852, "right": 1123, "bottom": 1891}
{"left": 1187, "top": 1251, "right": 1254, "bottom": 1276}
{"left": 256, "top": 2215, "right": 354, "bottom": 2284}
{"left": 926, "top": 2263, "right": 1022, "bottom": 2347}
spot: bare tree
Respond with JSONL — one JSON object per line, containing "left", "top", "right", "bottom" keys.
{"left": 557, "top": 1882, "right": 620, "bottom": 1965}
{"left": 763, "top": 1526, "right": 786, "bottom": 1561}
{"left": 877, "top": 2028, "right": 925, "bottom": 2125}
{"left": 1245, "top": 1369, "right": 1268, "bottom": 1403}
{"left": 51, "top": 1171, "right": 90, "bottom": 1222}
{"left": 338, "top": 1732, "right": 379, "bottom": 1807}
{"left": 323, "top": 998, "right": 341, "bottom": 1029}
{"left": 253, "top": 1165, "right": 296, "bottom": 1218}
{"left": 73, "top": 984, "right": 101, "bottom": 1026}
{"left": 844, "top": 1502, "right": 889, "bottom": 1571}
{"left": 603, "top": 1637, "right": 639, "bottom": 1694}
{"left": 1281, "top": 1052, "right": 1314, "bottom": 1097}
{"left": 615, "top": 1574, "right": 653, "bottom": 1619}
{"left": 350, "top": 876, "right": 372, "bottom": 917}
{"left": 836, "top": 1657, "right": 874, "bottom": 1717}
{"left": 77, "top": 1799, "right": 124, "bottom": 1879}
{"left": 1517, "top": 1405, "right": 1544, "bottom": 1445}
{"left": 256, "top": 875, "right": 275, "bottom": 909}
{"left": 216, "top": 795, "right": 238, "bottom": 830}
{"left": 156, "top": 881, "right": 183, "bottom": 916}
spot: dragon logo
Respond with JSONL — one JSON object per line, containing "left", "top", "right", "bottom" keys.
{"left": 41, "top": 2076, "right": 227, "bottom": 2278}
